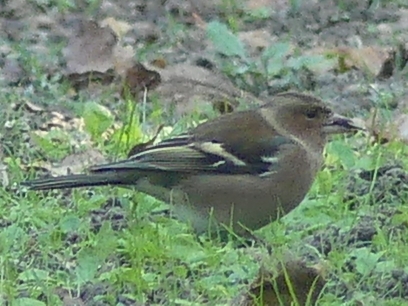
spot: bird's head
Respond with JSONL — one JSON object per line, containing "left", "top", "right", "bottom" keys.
{"left": 259, "top": 92, "right": 363, "bottom": 149}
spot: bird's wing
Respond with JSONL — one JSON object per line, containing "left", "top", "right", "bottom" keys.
{"left": 90, "top": 112, "right": 297, "bottom": 175}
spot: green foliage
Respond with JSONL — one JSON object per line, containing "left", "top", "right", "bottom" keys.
{"left": 82, "top": 102, "right": 114, "bottom": 142}
{"left": 206, "top": 21, "right": 335, "bottom": 93}
{"left": 206, "top": 21, "right": 247, "bottom": 59}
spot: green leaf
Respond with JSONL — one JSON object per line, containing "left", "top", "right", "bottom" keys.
{"left": 0, "top": 224, "right": 27, "bottom": 254}
{"left": 59, "top": 215, "right": 81, "bottom": 233}
{"left": 18, "top": 269, "right": 50, "bottom": 282}
{"left": 76, "top": 247, "right": 100, "bottom": 284}
{"left": 95, "top": 222, "right": 117, "bottom": 259}
{"left": 351, "top": 248, "right": 384, "bottom": 276}
{"left": 14, "top": 298, "right": 46, "bottom": 306}
{"left": 326, "top": 140, "right": 356, "bottom": 169}
{"left": 82, "top": 102, "right": 114, "bottom": 140}
{"left": 206, "top": 21, "right": 247, "bottom": 58}
{"left": 75, "top": 222, "right": 117, "bottom": 284}
{"left": 354, "top": 155, "right": 377, "bottom": 171}
{"left": 262, "top": 42, "right": 291, "bottom": 76}
{"left": 287, "top": 55, "right": 317, "bottom": 69}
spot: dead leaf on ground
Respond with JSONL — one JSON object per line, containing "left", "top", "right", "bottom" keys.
{"left": 133, "top": 21, "right": 161, "bottom": 43}
{"left": 165, "top": 0, "right": 224, "bottom": 23}
{"left": 152, "top": 63, "right": 263, "bottom": 117}
{"left": 121, "top": 63, "right": 162, "bottom": 99}
{"left": 151, "top": 58, "right": 167, "bottom": 69}
{"left": 27, "top": 108, "right": 94, "bottom": 155}
{"left": 55, "top": 288, "right": 86, "bottom": 306}
{"left": 57, "top": 149, "right": 106, "bottom": 176}
{"left": 20, "top": 100, "right": 44, "bottom": 113}
{"left": 100, "top": 17, "right": 132, "bottom": 39}
{"left": 232, "top": 258, "right": 327, "bottom": 306}
{"left": 25, "top": 149, "right": 106, "bottom": 177}
{"left": 366, "top": 95, "right": 408, "bottom": 144}
{"left": 37, "top": 111, "right": 85, "bottom": 133}
{"left": 238, "top": 29, "right": 276, "bottom": 55}
{"left": 246, "top": 0, "right": 289, "bottom": 12}
{"left": 112, "top": 45, "right": 136, "bottom": 78}
{"left": 1, "top": 57, "right": 24, "bottom": 84}
{"left": 332, "top": 46, "right": 394, "bottom": 78}
{"left": 63, "top": 20, "right": 118, "bottom": 75}
{"left": 63, "top": 19, "right": 134, "bottom": 89}
{"left": 62, "top": 296, "right": 85, "bottom": 306}
{"left": 67, "top": 70, "right": 116, "bottom": 91}
{"left": 0, "top": 145, "right": 9, "bottom": 187}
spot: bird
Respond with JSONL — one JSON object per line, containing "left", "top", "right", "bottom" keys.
{"left": 21, "top": 92, "right": 362, "bottom": 235}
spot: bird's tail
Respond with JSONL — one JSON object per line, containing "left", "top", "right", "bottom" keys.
{"left": 21, "top": 171, "right": 138, "bottom": 191}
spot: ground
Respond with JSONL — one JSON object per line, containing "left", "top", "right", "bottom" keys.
{"left": 1, "top": 0, "right": 408, "bottom": 305}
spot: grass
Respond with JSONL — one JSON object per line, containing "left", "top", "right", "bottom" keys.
{"left": 2, "top": 1, "right": 408, "bottom": 305}
{"left": 3, "top": 80, "right": 408, "bottom": 305}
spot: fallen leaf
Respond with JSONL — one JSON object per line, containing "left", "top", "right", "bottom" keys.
{"left": 153, "top": 63, "right": 262, "bottom": 118}
{"left": 121, "top": 63, "right": 162, "bottom": 99}
{"left": 133, "top": 21, "right": 161, "bottom": 43}
{"left": 232, "top": 258, "right": 327, "bottom": 306}
{"left": 334, "top": 46, "right": 394, "bottom": 78}
{"left": 212, "top": 100, "right": 235, "bottom": 114}
{"left": 26, "top": 149, "right": 106, "bottom": 177}
{"left": 238, "top": 29, "right": 276, "bottom": 54}
{"left": 62, "top": 19, "right": 135, "bottom": 88}
{"left": 112, "top": 45, "right": 136, "bottom": 78}
{"left": 0, "top": 145, "right": 8, "bottom": 187}
{"left": 151, "top": 58, "right": 167, "bottom": 69}
{"left": 1, "top": 57, "right": 24, "bottom": 84}
{"left": 63, "top": 19, "right": 118, "bottom": 75}
{"left": 62, "top": 296, "right": 85, "bottom": 306}
{"left": 67, "top": 70, "right": 116, "bottom": 90}
{"left": 37, "top": 111, "right": 85, "bottom": 133}
{"left": 100, "top": 17, "right": 132, "bottom": 39}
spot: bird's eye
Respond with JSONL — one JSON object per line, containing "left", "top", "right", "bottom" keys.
{"left": 305, "top": 109, "right": 318, "bottom": 119}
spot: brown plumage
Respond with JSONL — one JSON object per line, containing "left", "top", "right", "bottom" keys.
{"left": 21, "top": 92, "right": 362, "bottom": 234}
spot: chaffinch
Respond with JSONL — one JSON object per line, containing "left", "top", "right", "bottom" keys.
{"left": 22, "top": 92, "right": 361, "bottom": 235}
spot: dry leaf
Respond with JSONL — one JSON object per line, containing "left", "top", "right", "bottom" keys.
{"left": 153, "top": 63, "right": 262, "bottom": 117}
{"left": 133, "top": 21, "right": 161, "bottom": 43}
{"left": 232, "top": 259, "right": 326, "bottom": 306}
{"left": 121, "top": 63, "right": 162, "bottom": 99}
{"left": 0, "top": 145, "right": 8, "bottom": 188}
{"left": 63, "top": 19, "right": 135, "bottom": 88}
{"left": 151, "top": 58, "right": 167, "bottom": 69}
{"left": 238, "top": 29, "right": 276, "bottom": 54}
{"left": 1, "top": 57, "right": 24, "bottom": 84}
{"left": 212, "top": 100, "right": 235, "bottom": 114}
{"left": 100, "top": 17, "right": 132, "bottom": 39}
{"left": 63, "top": 20, "right": 118, "bottom": 75}
{"left": 23, "top": 101, "right": 44, "bottom": 113}
{"left": 57, "top": 149, "right": 106, "bottom": 176}
{"left": 335, "top": 46, "right": 394, "bottom": 77}
{"left": 246, "top": 0, "right": 288, "bottom": 11}
{"left": 36, "top": 111, "right": 85, "bottom": 133}
{"left": 67, "top": 70, "right": 116, "bottom": 90}
{"left": 113, "top": 45, "right": 136, "bottom": 77}
{"left": 364, "top": 92, "right": 408, "bottom": 145}
{"left": 27, "top": 149, "right": 106, "bottom": 177}
{"left": 62, "top": 296, "right": 85, "bottom": 306}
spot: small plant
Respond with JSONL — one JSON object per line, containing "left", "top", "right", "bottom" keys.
{"left": 206, "top": 21, "right": 334, "bottom": 94}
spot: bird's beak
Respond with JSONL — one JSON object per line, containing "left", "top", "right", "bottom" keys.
{"left": 323, "top": 114, "right": 365, "bottom": 134}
